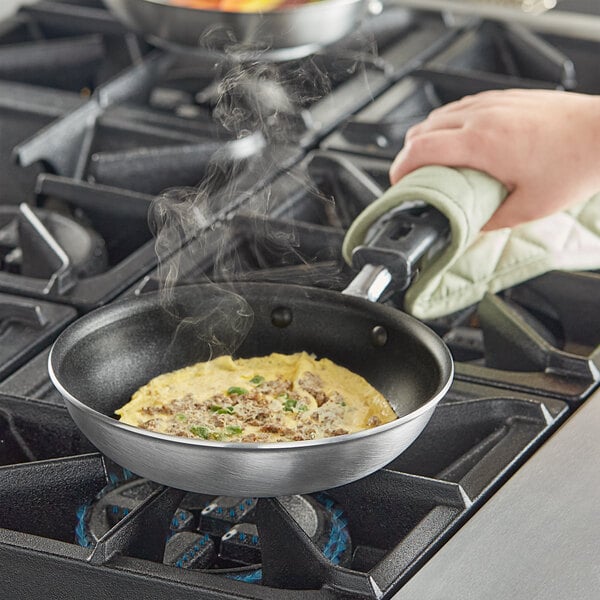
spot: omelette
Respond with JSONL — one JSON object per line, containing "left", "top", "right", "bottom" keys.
{"left": 116, "top": 352, "right": 397, "bottom": 443}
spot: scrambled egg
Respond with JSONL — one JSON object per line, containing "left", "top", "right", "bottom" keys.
{"left": 116, "top": 352, "right": 397, "bottom": 442}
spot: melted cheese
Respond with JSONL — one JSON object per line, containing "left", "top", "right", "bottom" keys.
{"left": 116, "top": 352, "right": 397, "bottom": 442}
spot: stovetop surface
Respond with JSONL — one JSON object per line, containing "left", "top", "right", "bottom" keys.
{"left": 0, "top": 1, "right": 598, "bottom": 598}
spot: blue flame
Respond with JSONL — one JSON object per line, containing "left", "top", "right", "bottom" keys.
{"left": 74, "top": 468, "right": 135, "bottom": 548}
{"left": 224, "top": 493, "right": 349, "bottom": 584}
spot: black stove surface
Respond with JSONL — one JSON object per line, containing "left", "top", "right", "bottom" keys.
{"left": 0, "top": 1, "right": 598, "bottom": 599}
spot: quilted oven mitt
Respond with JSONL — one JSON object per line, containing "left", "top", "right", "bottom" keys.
{"left": 342, "top": 166, "right": 600, "bottom": 320}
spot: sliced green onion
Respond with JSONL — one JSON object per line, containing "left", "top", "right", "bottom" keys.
{"left": 190, "top": 426, "right": 210, "bottom": 439}
{"left": 227, "top": 386, "right": 248, "bottom": 396}
{"left": 176, "top": 413, "right": 187, "bottom": 421}
{"left": 225, "top": 425, "right": 243, "bottom": 435}
{"left": 210, "top": 405, "right": 235, "bottom": 414}
{"left": 283, "top": 397, "right": 297, "bottom": 412}
{"left": 250, "top": 375, "right": 265, "bottom": 385}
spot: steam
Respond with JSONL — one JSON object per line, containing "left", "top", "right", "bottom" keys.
{"left": 149, "top": 28, "right": 379, "bottom": 356}
{"left": 214, "top": 62, "right": 297, "bottom": 138}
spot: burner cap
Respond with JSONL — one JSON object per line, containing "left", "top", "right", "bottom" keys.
{"left": 0, "top": 205, "right": 108, "bottom": 292}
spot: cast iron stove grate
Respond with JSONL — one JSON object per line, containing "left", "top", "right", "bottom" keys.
{"left": 322, "top": 21, "right": 575, "bottom": 159}
{"left": 83, "top": 6, "right": 457, "bottom": 147}
{"left": 0, "top": 393, "right": 94, "bottom": 466}
{"left": 0, "top": 0, "right": 147, "bottom": 94}
{"left": 321, "top": 67, "right": 562, "bottom": 160}
{"left": 0, "top": 384, "right": 567, "bottom": 599}
{"left": 13, "top": 47, "right": 301, "bottom": 209}
{"left": 0, "top": 3, "right": 594, "bottom": 597}
{"left": 0, "top": 80, "right": 83, "bottom": 205}
{"left": 12, "top": 4, "right": 461, "bottom": 189}
{"left": 0, "top": 293, "right": 74, "bottom": 381}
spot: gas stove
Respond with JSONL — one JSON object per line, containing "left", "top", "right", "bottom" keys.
{"left": 0, "top": 382, "right": 569, "bottom": 599}
{"left": 0, "top": 1, "right": 598, "bottom": 599}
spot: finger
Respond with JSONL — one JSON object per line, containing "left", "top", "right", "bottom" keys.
{"left": 427, "top": 90, "right": 508, "bottom": 115}
{"left": 405, "top": 89, "right": 547, "bottom": 143}
{"left": 405, "top": 112, "right": 466, "bottom": 141}
{"left": 389, "top": 129, "right": 494, "bottom": 184}
{"left": 426, "top": 88, "right": 539, "bottom": 118}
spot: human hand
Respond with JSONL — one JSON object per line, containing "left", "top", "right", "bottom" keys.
{"left": 388, "top": 89, "right": 600, "bottom": 230}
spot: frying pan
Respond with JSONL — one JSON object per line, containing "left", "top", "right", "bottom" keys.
{"left": 102, "top": 0, "right": 375, "bottom": 60}
{"left": 48, "top": 282, "right": 453, "bottom": 497}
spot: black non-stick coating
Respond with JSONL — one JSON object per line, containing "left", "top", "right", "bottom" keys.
{"left": 50, "top": 283, "right": 452, "bottom": 422}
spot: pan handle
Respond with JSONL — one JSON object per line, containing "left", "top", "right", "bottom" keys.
{"left": 342, "top": 203, "right": 450, "bottom": 302}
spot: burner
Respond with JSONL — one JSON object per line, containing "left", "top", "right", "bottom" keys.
{"left": 0, "top": 204, "right": 107, "bottom": 294}
{"left": 0, "top": 174, "right": 158, "bottom": 310}
{"left": 77, "top": 478, "right": 351, "bottom": 582}
{"left": 0, "top": 383, "right": 566, "bottom": 599}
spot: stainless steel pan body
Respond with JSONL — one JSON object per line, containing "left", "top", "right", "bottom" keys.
{"left": 103, "top": 0, "right": 371, "bottom": 58}
{"left": 48, "top": 283, "right": 453, "bottom": 496}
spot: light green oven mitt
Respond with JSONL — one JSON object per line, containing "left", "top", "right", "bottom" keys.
{"left": 342, "top": 166, "right": 600, "bottom": 319}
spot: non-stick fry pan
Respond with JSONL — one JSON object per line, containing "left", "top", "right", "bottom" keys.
{"left": 48, "top": 282, "right": 453, "bottom": 497}
{"left": 103, "top": 0, "right": 374, "bottom": 60}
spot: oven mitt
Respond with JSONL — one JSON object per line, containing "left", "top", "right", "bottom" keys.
{"left": 342, "top": 166, "right": 600, "bottom": 319}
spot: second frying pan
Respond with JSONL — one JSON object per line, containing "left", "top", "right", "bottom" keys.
{"left": 103, "top": 0, "right": 375, "bottom": 60}
{"left": 48, "top": 283, "right": 452, "bottom": 497}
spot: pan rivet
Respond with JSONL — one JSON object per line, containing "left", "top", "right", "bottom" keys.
{"left": 371, "top": 325, "right": 388, "bottom": 347}
{"left": 271, "top": 306, "right": 293, "bottom": 328}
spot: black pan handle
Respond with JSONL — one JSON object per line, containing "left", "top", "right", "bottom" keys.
{"left": 344, "top": 202, "right": 450, "bottom": 302}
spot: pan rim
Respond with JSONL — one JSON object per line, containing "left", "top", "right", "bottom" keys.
{"left": 48, "top": 283, "right": 454, "bottom": 451}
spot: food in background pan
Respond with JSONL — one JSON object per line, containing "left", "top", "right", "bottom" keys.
{"left": 116, "top": 351, "right": 397, "bottom": 442}
{"left": 169, "top": 0, "right": 322, "bottom": 12}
